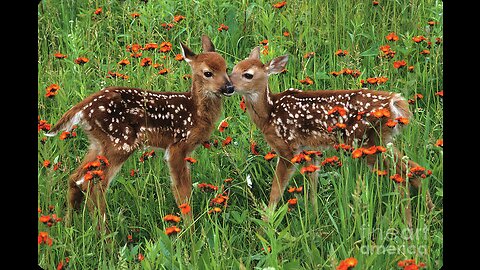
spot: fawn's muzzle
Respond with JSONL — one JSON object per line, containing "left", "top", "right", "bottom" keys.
{"left": 221, "top": 82, "right": 235, "bottom": 96}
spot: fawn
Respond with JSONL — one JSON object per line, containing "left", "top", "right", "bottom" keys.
{"left": 229, "top": 47, "right": 434, "bottom": 228}
{"left": 46, "top": 35, "right": 234, "bottom": 231}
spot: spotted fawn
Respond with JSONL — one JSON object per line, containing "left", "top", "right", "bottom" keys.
{"left": 46, "top": 35, "right": 234, "bottom": 231}
{"left": 229, "top": 46, "right": 433, "bottom": 228}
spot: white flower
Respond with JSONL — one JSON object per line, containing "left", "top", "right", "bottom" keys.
{"left": 246, "top": 174, "right": 252, "bottom": 189}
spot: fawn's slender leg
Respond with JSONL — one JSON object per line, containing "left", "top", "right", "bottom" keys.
{"left": 365, "top": 142, "right": 434, "bottom": 228}
{"left": 307, "top": 158, "right": 320, "bottom": 211}
{"left": 268, "top": 148, "right": 295, "bottom": 212}
{"left": 65, "top": 146, "right": 99, "bottom": 226}
{"left": 68, "top": 147, "right": 98, "bottom": 208}
{"left": 166, "top": 143, "right": 193, "bottom": 220}
{"left": 84, "top": 150, "right": 130, "bottom": 233}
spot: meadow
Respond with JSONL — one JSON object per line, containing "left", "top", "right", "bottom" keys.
{"left": 37, "top": 0, "right": 443, "bottom": 269}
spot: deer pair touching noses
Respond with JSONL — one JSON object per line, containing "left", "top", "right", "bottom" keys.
{"left": 47, "top": 35, "right": 433, "bottom": 232}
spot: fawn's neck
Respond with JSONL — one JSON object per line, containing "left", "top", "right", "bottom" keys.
{"left": 190, "top": 80, "right": 223, "bottom": 126}
{"left": 243, "top": 85, "right": 273, "bottom": 130}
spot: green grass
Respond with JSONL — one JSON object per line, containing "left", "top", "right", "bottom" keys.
{"left": 38, "top": 0, "right": 443, "bottom": 269}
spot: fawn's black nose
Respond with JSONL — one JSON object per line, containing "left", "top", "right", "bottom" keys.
{"left": 222, "top": 82, "right": 235, "bottom": 96}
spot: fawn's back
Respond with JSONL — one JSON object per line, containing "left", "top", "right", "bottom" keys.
{"left": 269, "top": 88, "right": 409, "bottom": 147}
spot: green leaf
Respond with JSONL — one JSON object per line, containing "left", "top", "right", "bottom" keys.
{"left": 360, "top": 46, "right": 379, "bottom": 57}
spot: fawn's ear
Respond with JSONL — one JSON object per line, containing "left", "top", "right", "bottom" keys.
{"left": 248, "top": 46, "right": 261, "bottom": 60}
{"left": 265, "top": 55, "right": 289, "bottom": 75}
{"left": 180, "top": 42, "right": 196, "bottom": 63}
{"left": 201, "top": 35, "right": 215, "bottom": 52}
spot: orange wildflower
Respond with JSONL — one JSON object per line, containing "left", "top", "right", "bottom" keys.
{"left": 335, "top": 123, "right": 346, "bottom": 129}
{"left": 334, "top": 143, "right": 352, "bottom": 152}
{"left": 240, "top": 96, "right": 247, "bottom": 112}
{"left": 218, "top": 120, "right": 229, "bottom": 132}
{"left": 139, "top": 150, "right": 156, "bottom": 162}
{"left": 43, "top": 160, "right": 51, "bottom": 168}
{"left": 362, "top": 145, "right": 378, "bottom": 155}
{"left": 321, "top": 156, "right": 342, "bottom": 167}
{"left": 59, "top": 131, "right": 76, "bottom": 140}
{"left": 107, "top": 71, "right": 129, "bottom": 79}
{"left": 94, "top": 7, "right": 102, "bottom": 15}
{"left": 74, "top": 57, "right": 89, "bottom": 65}
{"left": 217, "top": 23, "right": 229, "bottom": 31}
{"left": 283, "top": 31, "right": 290, "bottom": 37}
{"left": 45, "top": 84, "right": 60, "bottom": 98}
{"left": 379, "top": 44, "right": 396, "bottom": 58}
{"left": 373, "top": 169, "right": 388, "bottom": 176}
{"left": 38, "top": 119, "right": 51, "bottom": 132}
{"left": 173, "top": 15, "right": 186, "bottom": 23}
{"left": 260, "top": 39, "right": 269, "bottom": 45}
{"left": 435, "top": 139, "right": 443, "bottom": 148}
{"left": 222, "top": 136, "right": 232, "bottom": 146}
{"left": 161, "top": 22, "right": 175, "bottom": 30}
{"left": 393, "top": 60, "right": 407, "bottom": 69}
{"left": 165, "top": 225, "right": 181, "bottom": 235}
{"left": 371, "top": 108, "right": 391, "bottom": 118}
{"left": 174, "top": 54, "right": 184, "bottom": 61}
{"left": 287, "top": 186, "right": 303, "bottom": 194}
{"left": 264, "top": 151, "right": 277, "bottom": 161}
{"left": 336, "top": 257, "right": 358, "bottom": 270}
{"left": 210, "top": 194, "right": 229, "bottom": 206}
{"left": 291, "top": 152, "right": 312, "bottom": 164}
{"left": 287, "top": 198, "right": 297, "bottom": 206}
{"left": 131, "top": 13, "right": 140, "bottom": 18}
{"left": 419, "top": 49, "right": 430, "bottom": 55}
{"left": 143, "top": 43, "right": 158, "bottom": 51}
{"left": 385, "top": 32, "right": 399, "bottom": 41}
{"left": 273, "top": 1, "right": 287, "bottom": 8}
{"left": 390, "top": 173, "right": 404, "bottom": 183}
{"left": 386, "top": 119, "right": 398, "bottom": 128}
{"left": 335, "top": 49, "right": 348, "bottom": 56}
{"left": 304, "top": 52, "right": 315, "bottom": 59}
{"left": 327, "top": 106, "right": 347, "bottom": 117}
{"left": 118, "top": 59, "right": 130, "bottom": 66}
{"left": 261, "top": 45, "right": 269, "bottom": 55}
{"left": 158, "top": 68, "right": 170, "bottom": 75}
{"left": 412, "top": 35, "right": 426, "bottom": 43}
{"left": 299, "top": 76, "right": 314, "bottom": 85}
{"left": 126, "top": 43, "right": 142, "bottom": 53}
{"left": 208, "top": 207, "right": 223, "bottom": 214}
{"left": 300, "top": 164, "right": 320, "bottom": 174}
{"left": 54, "top": 52, "right": 67, "bottom": 59}
{"left": 184, "top": 157, "right": 197, "bottom": 164}
{"left": 83, "top": 160, "right": 101, "bottom": 170}
{"left": 250, "top": 141, "right": 260, "bottom": 155}
{"left": 163, "top": 214, "right": 181, "bottom": 223}
{"left": 395, "top": 117, "right": 409, "bottom": 125}
{"left": 84, "top": 170, "right": 105, "bottom": 182}
{"left": 179, "top": 203, "right": 191, "bottom": 214}
{"left": 352, "top": 148, "right": 364, "bottom": 159}
{"left": 159, "top": 41, "right": 172, "bottom": 52}
{"left": 198, "top": 183, "right": 218, "bottom": 192}
{"left": 38, "top": 232, "right": 53, "bottom": 246}
{"left": 140, "top": 57, "right": 153, "bottom": 67}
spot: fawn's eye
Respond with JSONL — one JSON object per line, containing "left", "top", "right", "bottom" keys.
{"left": 204, "top": 71, "right": 213, "bottom": 77}
{"left": 243, "top": 73, "right": 253, "bottom": 79}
